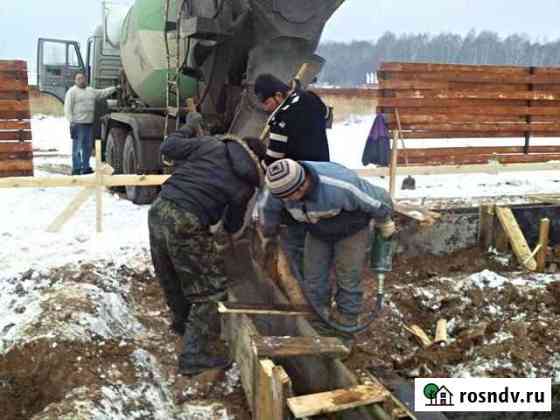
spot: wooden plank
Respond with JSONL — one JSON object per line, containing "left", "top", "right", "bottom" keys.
{"left": 254, "top": 359, "right": 280, "bottom": 420}
{"left": 393, "top": 146, "right": 560, "bottom": 159}
{"left": 536, "top": 218, "right": 550, "bottom": 273}
{"left": 0, "top": 142, "right": 32, "bottom": 153}
{"left": 273, "top": 366, "right": 294, "bottom": 419}
{"left": 0, "top": 61, "right": 27, "bottom": 71}
{"left": 0, "top": 159, "right": 33, "bottom": 173}
{"left": 0, "top": 131, "right": 32, "bottom": 141}
{"left": 380, "top": 62, "right": 531, "bottom": 74}
{"left": 287, "top": 384, "right": 388, "bottom": 418}
{"left": 397, "top": 153, "right": 560, "bottom": 166}
{"left": 379, "top": 105, "right": 560, "bottom": 116}
{"left": 253, "top": 336, "right": 350, "bottom": 359}
{"left": 495, "top": 206, "right": 537, "bottom": 271}
{"left": 0, "top": 110, "right": 31, "bottom": 119}
{"left": 0, "top": 100, "right": 31, "bottom": 112}
{"left": 384, "top": 114, "right": 560, "bottom": 124}
{"left": 95, "top": 140, "right": 103, "bottom": 233}
{"left": 395, "top": 130, "right": 560, "bottom": 139}
{"left": 218, "top": 302, "right": 314, "bottom": 317}
{"left": 0, "top": 151, "right": 33, "bottom": 161}
{"left": 0, "top": 121, "right": 30, "bottom": 130}
{"left": 379, "top": 80, "right": 525, "bottom": 91}
{"left": 312, "top": 88, "right": 380, "bottom": 98}
{"left": 0, "top": 91, "right": 30, "bottom": 100}
{"left": 403, "top": 324, "right": 433, "bottom": 348}
{"left": 479, "top": 204, "right": 495, "bottom": 251}
{"left": 0, "top": 79, "right": 28, "bottom": 92}
{"left": 47, "top": 188, "right": 95, "bottom": 233}
{"left": 378, "top": 98, "right": 529, "bottom": 108}
{"left": 391, "top": 90, "right": 560, "bottom": 101}
{"left": 225, "top": 300, "right": 260, "bottom": 412}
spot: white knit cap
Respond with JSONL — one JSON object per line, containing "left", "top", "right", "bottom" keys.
{"left": 266, "top": 159, "right": 305, "bottom": 198}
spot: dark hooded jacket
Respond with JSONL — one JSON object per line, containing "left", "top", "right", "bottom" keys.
{"left": 159, "top": 127, "right": 263, "bottom": 233}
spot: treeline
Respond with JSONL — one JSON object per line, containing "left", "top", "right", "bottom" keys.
{"left": 317, "top": 30, "right": 560, "bottom": 86}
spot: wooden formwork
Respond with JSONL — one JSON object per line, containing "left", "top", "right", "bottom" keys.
{"left": 220, "top": 240, "right": 446, "bottom": 420}
{"left": 0, "top": 60, "right": 33, "bottom": 177}
{"left": 376, "top": 62, "right": 560, "bottom": 166}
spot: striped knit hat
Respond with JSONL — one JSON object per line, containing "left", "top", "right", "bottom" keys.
{"left": 266, "top": 159, "right": 305, "bottom": 198}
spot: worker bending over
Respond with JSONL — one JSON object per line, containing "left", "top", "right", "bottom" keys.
{"left": 259, "top": 159, "right": 395, "bottom": 336}
{"left": 148, "top": 115, "right": 266, "bottom": 376}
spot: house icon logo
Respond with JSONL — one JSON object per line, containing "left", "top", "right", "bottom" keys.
{"left": 423, "top": 383, "right": 454, "bottom": 407}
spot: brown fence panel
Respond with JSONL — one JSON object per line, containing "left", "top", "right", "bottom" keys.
{"left": 0, "top": 60, "right": 33, "bottom": 177}
{"left": 376, "top": 62, "right": 560, "bottom": 167}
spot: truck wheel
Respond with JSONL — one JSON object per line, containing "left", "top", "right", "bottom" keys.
{"left": 106, "top": 127, "right": 126, "bottom": 192}
{"left": 123, "top": 134, "right": 159, "bottom": 205}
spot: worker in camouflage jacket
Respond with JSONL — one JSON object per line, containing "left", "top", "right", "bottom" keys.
{"left": 259, "top": 159, "right": 395, "bottom": 335}
{"left": 254, "top": 73, "right": 332, "bottom": 278}
{"left": 148, "top": 113, "right": 266, "bottom": 376}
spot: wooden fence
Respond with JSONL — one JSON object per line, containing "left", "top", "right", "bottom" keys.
{"left": 0, "top": 60, "right": 33, "bottom": 177}
{"left": 377, "top": 62, "right": 560, "bottom": 166}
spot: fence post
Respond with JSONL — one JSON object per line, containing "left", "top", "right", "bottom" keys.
{"left": 95, "top": 140, "right": 103, "bottom": 233}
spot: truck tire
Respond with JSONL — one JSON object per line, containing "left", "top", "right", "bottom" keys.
{"left": 106, "top": 127, "right": 126, "bottom": 192}
{"left": 106, "top": 127, "right": 126, "bottom": 174}
{"left": 122, "top": 134, "right": 159, "bottom": 205}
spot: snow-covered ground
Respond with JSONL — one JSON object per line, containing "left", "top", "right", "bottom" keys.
{"left": 1, "top": 114, "right": 558, "bottom": 279}
{"left": 1, "top": 116, "right": 558, "bottom": 418}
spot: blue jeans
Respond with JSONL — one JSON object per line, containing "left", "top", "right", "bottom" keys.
{"left": 303, "top": 226, "right": 369, "bottom": 318}
{"left": 70, "top": 123, "right": 94, "bottom": 174}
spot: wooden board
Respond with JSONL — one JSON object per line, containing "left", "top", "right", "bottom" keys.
{"left": 0, "top": 100, "right": 32, "bottom": 112}
{"left": 287, "top": 384, "right": 388, "bottom": 418}
{"left": 0, "top": 131, "right": 32, "bottom": 141}
{"left": 0, "top": 91, "right": 29, "bottom": 100}
{"left": 495, "top": 206, "right": 537, "bottom": 271}
{"left": 218, "top": 302, "right": 314, "bottom": 317}
{"left": 380, "top": 106, "right": 560, "bottom": 116}
{"left": 0, "top": 121, "right": 30, "bottom": 130}
{"left": 0, "top": 159, "right": 33, "bottom": 173}
{"left": 0, "top": 110, "right": 31, "bottom": 120}
{"left": 0, "top": 142, "right": 32, "bottom": 153}
{"left": 397, "top": 153, "right": 560, "bottom": 166}
{"left": 0, "top": 61, "right": 27, "bottom": 71}
{"left": 253, "top": 336, "right": 350, "bottom": 359}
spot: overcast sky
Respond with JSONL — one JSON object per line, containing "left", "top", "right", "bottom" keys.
{"left": 1, "top": 0, "right": 559, "bottom": 76}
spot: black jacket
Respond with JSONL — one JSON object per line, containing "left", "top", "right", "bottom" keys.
{"left": 159, "top": 129, "right": 263, "bottom": 233}
{"left": 265, "top": 89, "right": 330, "bottom": 165}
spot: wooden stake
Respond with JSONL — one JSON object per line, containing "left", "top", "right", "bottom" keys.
{"left": 389, "top": 132, "right": 399, "bottom": 198}
{"left": 434, "top": 319, "right": 448, "bottom": 345}
{"left": 478, "top": 204, "right": 495, "bottom": 251}
{"left": 495, "top": 206, "right": 537, "bottom": 271}
{"left": 95, "top": 140, "right": 103, "bottom": 233}
{"left": 536, "top": 218, "right": 550, "bottom": 273}
{"left": 47, "top": 188, "right": 95, "bottom": 233}
{"left": 403, "top": 324, "right": 433, "bottom": 348}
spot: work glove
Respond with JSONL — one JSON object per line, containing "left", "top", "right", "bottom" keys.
{"left": 69, "top": 123, "right": 78, "bottom": 140}
{"left": 377, "top": 219, "right": 396, "bottom": 239}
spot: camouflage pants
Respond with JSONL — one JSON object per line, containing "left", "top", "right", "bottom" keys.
{"left": 148, "top": 197, "right": 227, "bottom": 349}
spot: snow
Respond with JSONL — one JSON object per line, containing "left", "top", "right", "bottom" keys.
{"left": 327, "top": 114, "right": 560, "bottom": 199}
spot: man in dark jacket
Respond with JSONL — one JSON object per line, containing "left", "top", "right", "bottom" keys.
{"left": 254, "top": 73, "right": 332, "bottom": 277}
{"left": 148, "top": 116, "right": 266, "bottom": 376}
{"left": 255, "top": 73, "right": 331, "bottom": 165}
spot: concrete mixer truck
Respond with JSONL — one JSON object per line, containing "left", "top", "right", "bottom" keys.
{"left": 37, "top": 0, "right": 344, "bottom": 203}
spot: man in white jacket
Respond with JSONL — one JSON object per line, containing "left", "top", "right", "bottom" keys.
{"left": 64, "top": 73, "right": 117, "bottom": 175}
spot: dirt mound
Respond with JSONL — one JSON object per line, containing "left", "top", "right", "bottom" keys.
{"left": 349, "top": 248, "right": 560, "bottom": 383}
{"left": 0, "top": 261, "right": 246, "bottom": 420}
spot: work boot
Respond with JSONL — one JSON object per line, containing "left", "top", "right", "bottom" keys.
{"left": 330, "top": 307, "right": 358, "bottom": 328}
{"left": 178, "top": 353, "right": 232, "bottom": 376}
{"left": 178, "top": 315, "right": 231, "bottom": 376}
